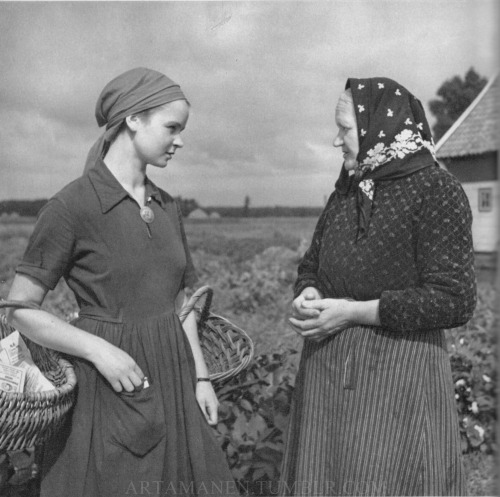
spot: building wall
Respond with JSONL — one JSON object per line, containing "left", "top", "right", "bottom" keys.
{"left": 461, "top": 180, "right": 498, "bottom": 252}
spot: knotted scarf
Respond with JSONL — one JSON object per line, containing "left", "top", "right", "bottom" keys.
{"left": 83, "top": 67, "right": 188, "bottom": 173}
{"left": 334, "top": 77, "right": 437, "bottom": 241}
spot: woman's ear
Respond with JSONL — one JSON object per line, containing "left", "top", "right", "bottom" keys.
{"left": 125, "top": 114, "right": 140, "bottom": 132}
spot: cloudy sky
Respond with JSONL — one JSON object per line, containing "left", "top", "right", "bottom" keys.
{"left": 0, "top": 1, "right": 497, "bottom": 207}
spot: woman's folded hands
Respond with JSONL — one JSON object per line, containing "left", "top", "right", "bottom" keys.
{"left": 289, "top": 287, "right": 380, "bottom": 342}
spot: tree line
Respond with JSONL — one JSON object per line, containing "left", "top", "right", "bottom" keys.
{"left": 0, "top": 198, "right": 323, "bottom": 219}
{"left": 0, "top": 199, "right": 47, "bottom": 218}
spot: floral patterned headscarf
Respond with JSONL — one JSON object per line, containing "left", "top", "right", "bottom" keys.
{"left": 335, "top": 77, "right": 437, "bottom": 241}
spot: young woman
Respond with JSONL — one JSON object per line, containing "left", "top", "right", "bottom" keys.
{"left": 280, "top": 77, "right": 476, "bottom": 496}
{"left": 7, "top": 67, "right": 238, "bottom": 497}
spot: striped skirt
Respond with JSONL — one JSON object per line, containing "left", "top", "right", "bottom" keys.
{"left": 279, "top": 326, "right": 466, "bottom": 496}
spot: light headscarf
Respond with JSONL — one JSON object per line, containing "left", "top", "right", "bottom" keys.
{"left": 335, "top": 77, "right": 437, "bottom": 241}
{"left": 84, "top": 67, "right": 188, "bottom": 173}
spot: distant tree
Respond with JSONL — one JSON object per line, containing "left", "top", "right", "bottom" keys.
{"left": 429, "top": 67, "right": 488, "bottom": 142}
{"left": 175, "top": 196, "right": 199, "bottom": 217}
{"left": 0, "top": 199, "right": 47, "bottom": 217}
{"left": 206, "top": 205, "right": 323, "bottom": 218}
{"left": 243, "top": 195, "right": 251, "bottom": 217}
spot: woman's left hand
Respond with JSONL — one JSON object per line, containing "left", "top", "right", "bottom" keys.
{"left": 289, "top": 298, "right": 353, "bottom": 342}
{"left": 196, "top": 381, "right": 220, "bottom": 425}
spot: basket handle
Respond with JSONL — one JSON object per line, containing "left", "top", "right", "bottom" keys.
{"left": 0, "top": 300, "right": 41, "bottom": 311}
{"left": 178, "top": 286, "right": 213, "bottom": 327}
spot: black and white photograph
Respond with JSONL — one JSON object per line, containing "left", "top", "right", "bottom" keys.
{"left": 0, "top": 1, "right": 498, "bottom": 496}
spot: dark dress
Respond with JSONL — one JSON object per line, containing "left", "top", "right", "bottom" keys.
{"left": 17, "top": 161, "right": 238, "bottom": 497}
{"left": 280, "top": 166, "right": 476, "bottom": 496}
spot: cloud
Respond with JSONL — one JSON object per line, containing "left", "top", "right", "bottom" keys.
{"left": 0, "top": 1, "right": 497, "bottom": 205}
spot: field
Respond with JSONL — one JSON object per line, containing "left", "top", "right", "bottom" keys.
{"left": 0, "top": 217, "right": 497, "bottom": 496}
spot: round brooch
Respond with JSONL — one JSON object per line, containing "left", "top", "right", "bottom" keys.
{"left": 140, "top": 206, "right": 155, "bottom": 224}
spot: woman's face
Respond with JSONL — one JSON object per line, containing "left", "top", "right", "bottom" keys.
{"left": 130, "top": 99, "right": 190, "bottom": 168}
{"left": 333, "top": 93, "right": 359, "bottom": 171}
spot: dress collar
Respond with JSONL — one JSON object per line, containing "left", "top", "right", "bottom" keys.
{"left": 87, "top": 159, "right": 166, "bottom": 214}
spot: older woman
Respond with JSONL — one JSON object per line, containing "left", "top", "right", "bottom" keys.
{"left": 280, "top": 77, "right": 476, "bottom": 496}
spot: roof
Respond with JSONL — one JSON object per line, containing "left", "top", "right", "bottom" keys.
{"left": 188, "top": 208, "right": 209, "bottom": 219}
{"left": 436, "top": 73, "right": 499, "bottom": 159}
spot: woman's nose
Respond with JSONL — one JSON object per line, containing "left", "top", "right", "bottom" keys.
{"left": 173, "top": 135, "right": 184, "bottom": 148}
{"left": 333, "top": 134, "right": 342, "bottom": 148}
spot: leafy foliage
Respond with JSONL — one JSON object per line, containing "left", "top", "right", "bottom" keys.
{"left": 429, "top": 67, "right": 488, "bottom": 141}
{"left": 213, "top": 351, "right": 299, "bottom": 495}
{"left": 447, "top": 283, "right": 497, "bottom": 454}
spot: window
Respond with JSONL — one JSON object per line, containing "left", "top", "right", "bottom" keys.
{"left": 478, "top": 188, "right": 493, "bottom": 212}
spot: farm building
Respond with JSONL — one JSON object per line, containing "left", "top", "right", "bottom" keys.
{"left": 436, "top": 73, "right": 499, "bottom": 253}
{"left": 187, "top": 208, "right": 209, "bottom": 220}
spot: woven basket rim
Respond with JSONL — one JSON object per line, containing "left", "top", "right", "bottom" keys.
{"left": 181, "top": 287, "right": 255, "bottom": 385}
{"left": 202, "top": 311, "right": 253, "bottom": 340}
{"left": 0, "top": 356, "right": 77, "bottom": 401}
{"left": 0, "top": 315, "right": 77, "bottom": 400}
{"left": 199, "top": 312, "right": 254, "bottom": 383}
{"left": 0, "top": 312, "right": 77, "bottom": 451}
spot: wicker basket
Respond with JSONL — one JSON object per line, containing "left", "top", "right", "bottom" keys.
{"left": 0, "top": 301, "right": 77, "bottom": 452}
{"left": 178, "top": 286, "right": 254, "bottom": 387}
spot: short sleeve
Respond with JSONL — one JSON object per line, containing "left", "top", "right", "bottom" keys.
{"left": 175, "top": 202, "right": 198, "bottom": 289}
{"left": 16, "top": 198, "right": 76, "bottom": 290}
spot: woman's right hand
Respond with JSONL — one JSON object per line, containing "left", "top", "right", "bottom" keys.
{"left": 291, "top": 287, "right": 322, "bottom": 321}
{"left": 90, "top": 339, "right": 145, "bottom": 393}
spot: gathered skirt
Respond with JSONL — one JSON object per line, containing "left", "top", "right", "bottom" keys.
{"left": 280, "top": 325, "right": 466, "bottom": 496}
{"left": 40, "top": 311, "right": 238, "bottom": 497}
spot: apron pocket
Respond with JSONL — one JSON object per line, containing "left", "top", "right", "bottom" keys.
{"left": 104, "top": 384, "right": 166, "bottom": 457}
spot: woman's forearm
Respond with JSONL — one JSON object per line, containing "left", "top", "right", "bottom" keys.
{"left": 6, "top": 274, "right": 143, "bottom": 391}
{"left": 8, "top": 308, "right": 106, "bottom": 362}
{"left": 176, "top": 291, "right": 209, "bottom": 378}
{"left": 181, "top": 309, "right": 210, "bottom": 378}
{"left": 6, "top": 273, "right": 106, "bottom": 363}
{"left": 9, "top": 308, "right": 146, "bottom": 392}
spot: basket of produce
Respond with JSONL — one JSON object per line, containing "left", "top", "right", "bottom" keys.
{"left": 178, "top": 286, "right": 254, "bottom": 387}
{"left": 0, "top": 300, "right": 77, "bottom": 452}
